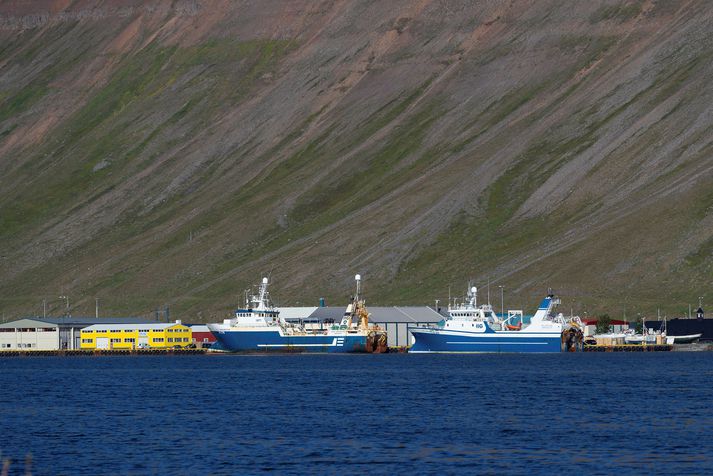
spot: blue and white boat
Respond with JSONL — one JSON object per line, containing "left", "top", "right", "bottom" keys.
{"left": 409, "top": 285, "right": 583, "bottom": 353}
{"left": 207, "top": 275, "right": 387, "bottom": 353}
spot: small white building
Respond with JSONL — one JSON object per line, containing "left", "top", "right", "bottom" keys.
{"left": 0, "top": 318, "right": 63, "bottom": 350}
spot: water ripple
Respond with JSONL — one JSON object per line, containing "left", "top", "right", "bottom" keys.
{"left": 1, "top": 353, "right": 713, "bottom": 474}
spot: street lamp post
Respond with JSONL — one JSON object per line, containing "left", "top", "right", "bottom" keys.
{"left": 58, "top": 295, "right": 70, "bottom": 350}
{"left": 59, "top": 295, "right": 69, "bottom": 317}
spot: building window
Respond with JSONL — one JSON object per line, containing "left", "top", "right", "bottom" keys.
{"left": 111, "top": 330, "right": 121, "bottom": 333}
{"left": 84, "top": 330, "right": 93, "bottom": 334}
{"left": 110, "top": 338, "right": 121, "bottom": 343}
{"left": 168, "top": 338, "right": 174, "bottom": 343}
{"left": 152, "top": 338, "right": 164, "bottom": 343}
{"left": 124, "top": 338, "right": 135, "bottom": 343}
{"left": 0, "top": 329, "right": 14, "bottom": 332}
{"left": 81, "top": 339, "right": 93, "bottom": 344}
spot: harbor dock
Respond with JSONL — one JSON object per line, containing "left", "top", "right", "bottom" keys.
{"left": 0, "top": 348, "right": 207, "bottom": 357}
{"left": 584, "top": 344, "right": 672, "bottom": 352}
{"left": 671, "top": 342, "right": 713, "bottom": 351}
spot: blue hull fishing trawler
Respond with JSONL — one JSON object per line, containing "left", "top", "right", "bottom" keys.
{"left": 409, "top": 285, "right": 583, "bottom": 353}
{"left": 207, "top": 275, "right": 387, "bottom": 353}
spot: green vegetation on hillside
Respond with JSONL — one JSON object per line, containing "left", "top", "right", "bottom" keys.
{"left": 0, "top": 2, "right": 711, "bottom": 320}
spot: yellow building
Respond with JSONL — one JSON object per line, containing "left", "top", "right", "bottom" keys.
{"left": 80, "top": 321, "right": 192, "bottom": 350}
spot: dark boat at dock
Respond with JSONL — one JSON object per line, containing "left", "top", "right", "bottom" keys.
{"left": 646, "top": 306, "right": 712, "bottom": 342}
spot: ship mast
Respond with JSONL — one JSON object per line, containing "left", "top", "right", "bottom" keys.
{"left": 468, "top": 285, "right": 477, "bottom": 308}
{"left": 355, "top": 274, "right": 371, "bottom": 329}
{"left": 256, "top": 277, "right": 269, "bottom": 311}
{"left": 340, "top": 274, "right": 370, "bottom": 328}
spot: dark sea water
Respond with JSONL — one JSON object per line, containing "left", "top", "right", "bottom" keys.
{"left": 1, "top": 353, "right": 713, "bottom": 475}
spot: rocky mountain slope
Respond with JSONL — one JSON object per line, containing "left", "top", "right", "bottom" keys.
{"left": 1, "top": 0, "right": 712, "bottom": 320}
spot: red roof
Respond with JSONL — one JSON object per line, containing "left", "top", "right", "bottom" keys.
{"left": 582, "top": 319, "right": 629, "bottom": 326}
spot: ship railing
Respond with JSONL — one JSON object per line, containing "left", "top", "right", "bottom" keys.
{"left": 501, "top": 310, "right": 524, "bottom": 329}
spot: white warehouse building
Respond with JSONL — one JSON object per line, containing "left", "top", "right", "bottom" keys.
{"left": 278, "top": 306, "right": 445, "bottom": 348}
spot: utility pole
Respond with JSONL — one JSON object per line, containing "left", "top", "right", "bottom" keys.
{"left": 498, "top": 285, "right": 505, "bottom": 319}
{"left": 43, "top": 299, "right": 47, "bottom": 318}
{"left": 95, "top": 298, "right": 99, "bottom": 319}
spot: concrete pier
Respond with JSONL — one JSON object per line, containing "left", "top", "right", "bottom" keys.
{"left": 583, "top": 344, "right": 672, "bottom": 352}
{"left": 0, "top": 348, "right": 207, "bottom": 357}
